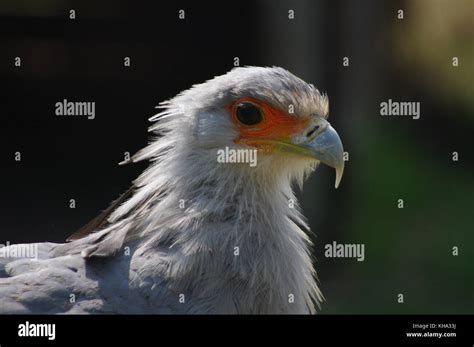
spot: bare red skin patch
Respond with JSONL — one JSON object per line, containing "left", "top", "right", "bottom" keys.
{"left": 228, "top": 97, "right": 309, "bottom": 151}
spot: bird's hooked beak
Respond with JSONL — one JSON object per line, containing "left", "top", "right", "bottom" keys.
{"left": 295, "top": 118, "right": 345, "bottom": 189}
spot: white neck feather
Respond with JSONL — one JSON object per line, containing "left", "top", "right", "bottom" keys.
{"left": 112, "top": 144, "right": 321, "bottom": 313}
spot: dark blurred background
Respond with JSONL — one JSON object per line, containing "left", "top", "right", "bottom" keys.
{"left": 0, "top": 0, "right": 473, "bottom": 313}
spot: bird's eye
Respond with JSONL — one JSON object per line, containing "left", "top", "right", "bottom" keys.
{"left": 235, "top": 102, "right": 264, "bottom": 126}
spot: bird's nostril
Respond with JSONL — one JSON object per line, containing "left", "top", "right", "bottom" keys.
{"left": 306, "top": 125, "right": 320, "bottom": 138}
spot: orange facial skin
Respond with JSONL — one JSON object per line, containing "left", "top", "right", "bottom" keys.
{"left": 228, "top": 97, "right": 310, "bottom": 153}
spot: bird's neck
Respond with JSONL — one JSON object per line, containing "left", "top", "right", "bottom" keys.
{"left": 123, "top": 155, "right": 320, "bottom": 313}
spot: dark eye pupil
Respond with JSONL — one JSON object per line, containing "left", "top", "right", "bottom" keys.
{"left": 236, "top": 103, "right": 263, "bottom": 126}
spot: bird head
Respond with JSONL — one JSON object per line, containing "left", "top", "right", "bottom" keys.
{"left": 140, "top": 66, "right": 344, "bottom": 190}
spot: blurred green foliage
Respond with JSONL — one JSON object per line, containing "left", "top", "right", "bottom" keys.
{"left": 322, "top": 0, "right": 473, "bottom": 313}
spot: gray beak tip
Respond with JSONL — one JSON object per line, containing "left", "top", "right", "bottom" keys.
{"left": 302, "top": 121, "right": 345, "bottom": 189}
{"left": 334, "top": 164, "right": 344, "bottom": 189}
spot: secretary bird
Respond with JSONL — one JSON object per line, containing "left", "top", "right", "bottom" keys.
{"left": 0, "top": 66, "right": 344, "bottom": 314}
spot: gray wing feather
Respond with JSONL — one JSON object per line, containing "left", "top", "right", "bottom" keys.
{"left": 0, "top": 240, "right": 175, "bottom": 314}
